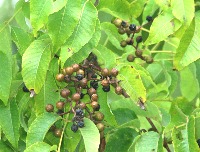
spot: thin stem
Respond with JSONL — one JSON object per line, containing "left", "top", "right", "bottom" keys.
{"left": 165, "top": 40, "right": 177, "bottom": 48}
{"left": 146, "top": 117, "right": 159, "bottom": 133}
{"left": 150, "top": 42, "right": 160, "bottom": 51}
{"left": 154, "top": 59, "right": 173, "bottom": 62}
{"left": 151, "top": 51, "right": 175, "bottom": 54}
{"left": 57, "top": 119, "right": 67, "bottom": 152}
{"left": 163, "top": 138, "right": 171, "bottom": 152}
{"left": 140, "top": 27, "right": 150, "bottom": 33}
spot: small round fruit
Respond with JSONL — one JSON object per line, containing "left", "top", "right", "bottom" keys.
{"left": 102, "top": 86, "right": 110, "bottom": 92}
{"left": 60, "top": 89, "right": 70, "bottom": 98}
{"left": 80, "top": 78, "right": 87, "bottom": 87}
{"left": 127, "top": 54, "right": 135, "bottom": 62}
{"left": 56, "top": 73, "right": 64, "bottom": 82}
{"left": 126, "top": 37, "right": 133, "bottom": 45}
{"left": 120, "top": 40, "right": 127, "bottom": 48}
{"left": 88, "top": 87, "right": 97, "bottom": 96}
{"left": 54, "top": 128, "right": 62, "bottom": 137}
{"left": 110, "top": 68, "right": 118, "bottom": 77}
{"left": 77, "top": 121, "right": 84, "bottom": 128}
{"left": 121, "top": 21, "right": 129, "bottom": 28}
{"left": 72, "top": 93, "right": 81, "bottom": 102}
{"left": 23, "top": 85, "right": 29, "bottom": 92}
{"left": 115, "top": 86, "right": 123, "bottom": 95}
{"left": 91, "top": 94, "right": 98, "bottom": 101}
{"left": 146, "top": 16, "right": 153, "bottom": 22}
{"left": 77, "top": 69, "right": 84, "bottom": 75}
{"left": 136, "top": 36, "right": 143, "bottom": 43}
{"left": 94, "top": 104, "right": 100, "bottom": 111}
{"left": 91, "top": 101, "right": 99, "bottom": 109}
{"left": 64, "top": 67, "right": 74, "bottom": 75}
{"left": 118, "top": 28, "right": 126, "bottom": 34}
{"left": 72, "top": 64, "right": 80, "bottom": 72}
{"left": 113, "top": 18, "right": 122, "bottom": 28}
{"left": 45, "top": 104, "right": 54, "bottom": 112}
{"left": 76, "top": 74, "right": 84, "bottom": 81}
{"left": 71, "top": 124, "right": 79, "bottom": 132}
{"left": 94, "top": 111, "right": 104, "bottom": 121}
{"left": 101, "top": 68, "right": 110, "bottom": 77}
{"left": 129, "top": 24, "right": 136, "bottom": 31}
{"left": 135, "top": 49, "right": 143, "bottom": 57}
{"left": 101, "top": 79, "right": 109, "bottom": 87}
{"left": 145, "top": 56, "right": 154, "bottom": 64}
{"left": 96, "top": 123, "right": 104, "bottom": 132}
{"left": 76, "top": 108, "right": 84, "bottom": 116}
{"left": 125, "top": 27, "right": 132, "bottom": 34}
{"left": 64, "top": 75, "right": 71, "bottom": 82}
{"left": 56, "top": 101, "right": 65, "bottom": 110}
{"left": 79, "top": 102, "right": 86, "bottom": 109}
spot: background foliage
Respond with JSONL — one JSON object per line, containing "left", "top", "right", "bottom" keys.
{"left": 0, "top": 0, "right": 200, "bottom": 151}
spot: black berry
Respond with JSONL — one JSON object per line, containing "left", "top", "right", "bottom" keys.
{"left": 146, "top": 16, "right": 153, "bottom": 22}
{"left": 90, "top": 80, "right": 98, "bottom": 89}
{"left": 102, "top": 86, "right": 110, "bottom": 92}
{"left": 71, "top": 124, "right": 79, "bottom": 132}
{"left": 76, "top": 109, "right": 83, "bottom": 116}
{"left": 136, "top": 36, "right": 143, "bottom": 43}
{"left": 129, "top": 24, "right": 136, "bottom": 31}
{"left": 77, "top": 121, "right": 84, "bottom": 128}
{"left": 76, "top": 74, "right": 84, "bottom": 81}
{"left": 121, "top": 21, "right": 128, "bottom": 28}
{"left": 197, "top": 139, "right": 200, "bottom": 147}
{"left": 126, "top": 38, "right": 133, "bottom": 45}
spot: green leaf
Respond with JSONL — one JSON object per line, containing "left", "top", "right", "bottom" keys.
{"left": 174, "top": 12, "right": 200, "bottom": 70}
{"left": 11, "top": 26, "right": 32, "bottom": 55}
{"left": 172, "top": 116, "right": 199, "bottom": 152}
{"left": 142, "top": 0, "right": 159, "bottom": 21}
{"left": 0, "top": 141, "right": 13, "bottom": 152}
{"left": 0, "top": 24, "right": 12, "bottom": 105}
{"left": 134, "top": 132, "right": 160, "bottom": 152}
{"left": 47, "top": 0, "right": 82, "bottom": 50}
{"left": 129, "top": 0, "right": 147, "bottom": 19}
{"left": 105, "top": 127, "right": 138, "bottom": 152}
{"left": 26, "top": 113, "right": 61, "bottom": 148}
{"left": 64, "top": 0, "right": 98, "bottom": 52}
{"left": 145, "top": 10, "right": 174, "bottom": 45}
{"left": 171, "top": 0, "right": 194, "bottom": 26}
{"left": 30, "top": 0, "right": 53, "bottom": 35}
{"left": 79, "top": 118, "right": 100, "bottom": 152}
{"left": 117, "top": 65, "right": 146, "bottom": 102}
{"left": 25, "top": 142, "right": 51, "bottom": 152}
{"left": 0, "top": 99, "right": 20, "bottom": 149}
{"left": 51, "top": 0, "right": 68, "bottom": 13}
{"left": 22, "top": 39, "right": 51, "bottom": 94}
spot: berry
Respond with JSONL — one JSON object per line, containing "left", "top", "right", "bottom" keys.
{"left": 71, "top": 124, "right": 78, "bottom": 132}
{"left": 77, "top": 121, "right": 84, "bottom": 128}
{"left": 135, "top": 49, "right": 143, "bottom": 57}
{"left": 64, "top": 75, "right": 71, "bottom": 82}
{"left": 101, "top": 79, "right": 109, "bottom": 87}
{"left": 90, "top": 80, "right": 98, "bottom": 89}
{"left": 115, "top": 86, "right": 123, "bottom": 95}
{"left": 64, "top": 67, "right": 74, "bottom": 75}
{"left": 56, "top": 73, "right": 64, "bottom": 82}
{"left": 127, "top": 54, "right": 135, "bottom": 62}
{"left": 91, "top": 101, "right": 99, "bottom": 109}
{"left": 56, "top": 101, "right": 65, "bottom": 110}
{"left": 145, "top": 56, "right": 154, "bottom": 64}
{"left": 113, "top": 18, "right": 122, "bottom": 28}
{"left": 121, "top": 21, "right": 129, "bottom": 28}
{"left": 96, "top": 123, "right": 104, "bottom": 132}
{"left": 76, "top": 108, "right": 84, "bottom": 116}
{"left": 72, "top": 93, "right": 81, "bottom": 102}
{"left": 146, "top": 16, "right": 153, "bottom": 22}
{"left": 129, "top": 24, "right": 136, "bottom": 31}
{"left": 23, "top": 85, "right": 29, "bottom": 92}
{"left": 93, "top": 104, "right": 100, "bottom": 111}
{"left": 45, "top": 104, "right": 54, "bottom": 112}
{"left": 101, "top": 68, "right": 110, "bottom": 77}
{"left": 54, "top": 128, "right": 62, "bottom": 137}
{"left": 79, "top": 102, "right": 86, "bottom": 109}
{"left": 80, "top": 78, "right": 87, "bottom": 87}
{"left": 91, "top": 94, "right": 98, "bottom": 101}
{"left": 110, "top": 68, "right": 118, "bottom": 77}
{"left": 76, "top": 74, "right": 84, "bottom": 81}
{"left": 118, "top": 28, "right": 125, "bottom": 34}
{"left": 126, "top": 38, "right": 133, "bottom": 45}
{"left": 93, "top": 111, "right": 104, "bottom": 121}
{"left": 77, "top": 69, "right": 84, "bottom": 75}
{"left": 88, "top": 87, "right": 97, "bottom": 96}
{"left": 120, "top": 40, "right": 127, "bottom": 47}
{"left": 102, "top": 86, "right": 110, "bottom": 92}
{"left": 60, "top": 89, "right": 70, "bottom": 98}
{"left": 72, "top": 64, "right": 80, "bottom": 72}
{"left": 136, "top": 36, "right": 143, "bottom": 43}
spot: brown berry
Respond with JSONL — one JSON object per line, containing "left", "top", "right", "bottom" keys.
{"left": 91, "top": 94, "right": 98, "bottom": 101}
{"left": 101, "top": 68, "right": 110, "bottom": 77}
{"left": 60, "top": 89, "right": 70, "bottom": 98}
{"left": 101, "top": 79, "right": 109, "bottom": 87}
{"left": 145, "top": 56, "right": 154, "bottom": 64}
{"left": 56, "top": 73, "right": 64, "bottom": 82}
{"left": 88, "top": 88, "right": 97, "bottom": 96}
{"left": 118, "top": 28, "right": 126, "bottom": 34}
{"left": 120, "top": 40, "right": 127, "bottom": 47}
{"left": 64, "top": 67, "right": 74, "bottom": 75}
{"left": 56, "top": 101, "right": 65, "bottom": 110}
{"left": 110, "top": 68, "right": 118, "bottom": 77}
{"left": 72, "top": 93, "right": 81, "bottom": 102}
{"left": 45, "top": 104, "right": 54, "bottom": 112}
{"left": 80, "top": 78, "right": 88, "bottom": 88}
{"left": 113, "top": 18, "right": 122, "bottom": 28}
{"left": 93, "top": 111, "right": 104, "bottom": 121}
{"left": 127, "top": 54, "right": 135, "bottom": 62}
{"left": 115, "top": 86, "right": 123, "bottom": 95}
{"left": 91, "top": 101, "right": 99, "bottom": 109}
{"left": 96, "top": 123, "right": 104, "bottom": 132}
{"left": 135, "top": 49, "right": 143, "bottom": 57}
{"left": 79, "top": 102, "right": 86, "bottom": 109}
{"left": 77, "top": 69, "right": 84, "bottom": 75}
{"left": 72, "top": 64, "right": 80, "bottom": 72}
{"left": 126, "top": 38, "right": 133, "bottom": 45}
{"left": 54, "top": 128, "right": 62, "bottom": 137}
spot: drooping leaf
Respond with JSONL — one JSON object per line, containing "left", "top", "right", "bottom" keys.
{"left": 145, "top": 10, "right": 174, "bottom": 45}
{"left": 25, "top": 142, "right": 51, "bottom": 152}
{"left": 0, "top": 99, "right": 20, "bottom": 149}
{"left": 0, "top": 24, "right": 12, "bottom": 105}
{"left": 30, "top": 0, "right": 53, "bottom": 35}
{"left": 174, "top": 12, "right": 200, "bottom": 70}
{"left": 26, "top": 113, "right": 61, "bottom": 147}
{"left": 22, "top": 39, "right": 51, "bottom": 94}
{"left": 79, "top": 118, "right": 100, "bottom": 152}
{"left": 47, "top": 0, "right": 82, "bottom": 50}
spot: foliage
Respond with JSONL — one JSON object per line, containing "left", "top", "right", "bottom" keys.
{"left": 0, "top": 0, "right": 200, "bottom": 151}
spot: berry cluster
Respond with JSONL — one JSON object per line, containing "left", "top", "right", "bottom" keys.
{"left": 45, "top": 53, "right": 123, "bottom": 137}
{"left": 112, "top": 16, "right": 154, "bottom": 64}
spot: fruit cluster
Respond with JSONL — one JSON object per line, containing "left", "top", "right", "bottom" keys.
{"left": 45, "top": 53, "right": 123, "bottom": 137}
{"left": 112, "top": 16, "right": 154, "bottom": 64}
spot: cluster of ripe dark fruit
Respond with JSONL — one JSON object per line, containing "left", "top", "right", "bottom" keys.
{"left": 112, "top": 16, "right": 154, "bottom": 64}
{"left": 45, "top": 53, "right": 123, "bottom": 137}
